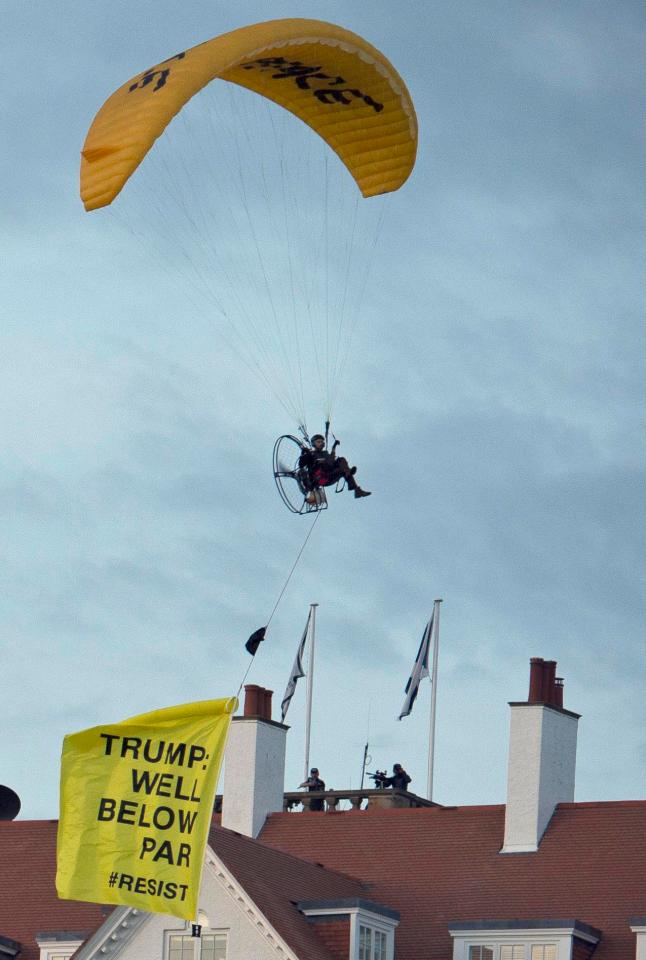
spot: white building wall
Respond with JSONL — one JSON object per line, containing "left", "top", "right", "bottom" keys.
{"left": 502, "top": 703, "right": 578, "bottom": 853}
{"left": 116, "top": 857, "right": 294, "bottom": 960}
{"left": 221, "top": 717, "right": 287, "bottom": 838}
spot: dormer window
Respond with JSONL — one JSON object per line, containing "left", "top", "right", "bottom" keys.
{"left": 298, "top": 897, "right": 398, "bottom": 960}
{"left": 449, "top": 922, "right": 600, "bottom": 960}
{"left": 35, "top": 936, "right": 85, "bottom": 960}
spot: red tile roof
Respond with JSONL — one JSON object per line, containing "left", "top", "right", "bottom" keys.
{"left": 258, "top": 801, "right": 646, "bottom": 960}
{"left": 4, "top": 802, "right": 645, "bottom": 960}
{"left": 208, "top": 821, "right": 375, "bottom": 960}
{"left": 0, "top": 817, "right": 378, "bottom": 960}
{"left": 0, "top": 821, "right": 109, "bottom": 960}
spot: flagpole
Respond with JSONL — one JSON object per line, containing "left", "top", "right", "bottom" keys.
{"left": 304, "top": 603, "right": 318, "bottom": 781}
{"left": 426, "top": 598, "right": 442, "bottom": 800}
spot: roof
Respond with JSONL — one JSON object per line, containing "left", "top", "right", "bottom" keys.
{"left": 258, "top": 800, "right": 646, "bottom": 960}
{"left": 3, "top": 802, "right": 646, "bottom": 960}
{"left": 208, "top": 822, "right": 378, "bottom": 960}
{"left": 0, "top": 816, "right": 383, "bottom": 960}
{"left": 0, "top": 820, "right": 110, "bottom": 960}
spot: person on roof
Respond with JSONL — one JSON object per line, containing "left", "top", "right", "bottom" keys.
{"left": 299, "top": 767, "right": 326, "bottom": 811}
{"left": 374, "top": 764, "right": 411, "bottom": 791}
{"left": 299, "top": 435, "right": 371, "bottom": 499}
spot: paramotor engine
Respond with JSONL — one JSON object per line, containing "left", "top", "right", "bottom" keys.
{"left": 273, "top": 435, "right": 328, "bottom": 515}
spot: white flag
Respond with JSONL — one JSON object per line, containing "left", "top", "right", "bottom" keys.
{"left": 281, "top": 611, "right": 311, "bottom": 722}
{"left": 398, "top": 612, "right": 434, "bottom": 719}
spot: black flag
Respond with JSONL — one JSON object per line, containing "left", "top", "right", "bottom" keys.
{"left": 245, "top": 626, "right": 266, "bottom": 656}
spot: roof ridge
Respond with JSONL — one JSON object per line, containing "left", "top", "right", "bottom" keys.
{"left": 0, "top": 819, "right": 58, "bottom": 827}
{"left": 557, "top": 799, "right": 646, "bottom": 809}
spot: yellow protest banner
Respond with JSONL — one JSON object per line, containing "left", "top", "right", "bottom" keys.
{"left": 56, "top": 697, "right": 236, "bottom": 920}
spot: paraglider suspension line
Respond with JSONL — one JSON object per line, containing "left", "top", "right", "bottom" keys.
{"left": 236, "top": 510, "right": 321, "bottom": 696}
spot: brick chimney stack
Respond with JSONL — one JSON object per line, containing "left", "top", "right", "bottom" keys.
{"left": 222, "top": 685, "right": 287, "bottom": 838}
{"left": 502, "top": 658, "right": 580, "bottom": 853}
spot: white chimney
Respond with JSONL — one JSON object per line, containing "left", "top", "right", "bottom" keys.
{"left": 221, "top": 684, "right": 287, "bottom": 838}
{"left": 502, "top": 658, "right": 580, "bottom": 853}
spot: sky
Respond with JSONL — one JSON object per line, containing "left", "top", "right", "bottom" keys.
{"left": 2, "top": 0, "right": 645, "bottom": 819}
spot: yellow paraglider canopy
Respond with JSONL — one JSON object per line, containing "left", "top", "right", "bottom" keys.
{"left": 80, "top": 18, "right": 417, "bottom": 211}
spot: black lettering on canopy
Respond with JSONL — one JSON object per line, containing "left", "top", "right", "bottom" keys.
{"left": 241, "top": 57, "right": 383, "bottom": 113}
{"left": 247, "top": 58, "right": 344, "bottom": 91}
{"left": 242, "top": 56, "right": 288, "bottom": 70}
{"left": 314, "top": 88, "right": 384, "bottom": 112}
{"left": 159, "top": 51, "right": 186, "bottom": 66}
{"left": 129, "top": 52, "right": 186, "bottom": 94}
{"left": 129, "top": 69, "right": 170, "bottom": 93}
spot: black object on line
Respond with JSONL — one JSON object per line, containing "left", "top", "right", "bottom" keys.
{"left": 245, "top": 627, "right": 266, "bottom": 656}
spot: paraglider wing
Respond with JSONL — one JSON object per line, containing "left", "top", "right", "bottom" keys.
{"left": 80, "top": 18, "right": 418, "bottom": 211}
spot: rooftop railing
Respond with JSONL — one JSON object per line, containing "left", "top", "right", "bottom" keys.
{"left": 213, "top": 789, "right": 438, "bottom": 814}
{"left": 283, "top": 788, "right": 438, "bottom": 811}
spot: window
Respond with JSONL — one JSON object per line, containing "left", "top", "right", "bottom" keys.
{"left": 169, "top": 938, "right": 194, "bottom": 960}
{"left": 168, "top": 933, "right": 227, "bottom": 960}
{"left": 359, "top": 925, "right": 371, "bottom": 960}
{"left": 530, "top": 948, "right": 556, "bottom": 960}
{"left": 359, "top": 925, "right": 389, "bottom": 960}
{"left": 374, "top": 930, "right": 387, "bottom": 960}
{"left": 201, "top": 935, "right": 227, "bottom": 960}
{"left": 466, "top": 946, "right": 557, "bottom": 960}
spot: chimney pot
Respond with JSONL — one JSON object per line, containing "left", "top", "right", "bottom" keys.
{"left": 244, "top": 684, "right": 262, "bottom": 717}
{"left": 554, "top": 677, "right": 564, "bottom": 709}
{"left": 542, "top": 660, "right": 557, "bottom": 704}
{"left": 242, "top": 684, "right": 274, "bottom": 720}
{"left": 528, "top": 657, "right": 544, "bottom": 703}
{"left": 262, "top": 689, "right": 273, "bottom": 721}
